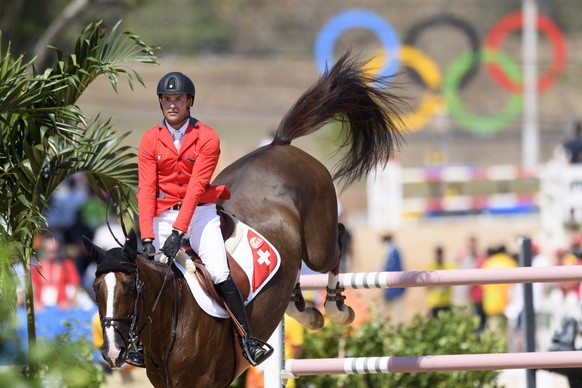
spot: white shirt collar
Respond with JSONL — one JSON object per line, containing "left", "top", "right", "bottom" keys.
{"left": 165, "top": 119, "right": 188, "bottom": 136}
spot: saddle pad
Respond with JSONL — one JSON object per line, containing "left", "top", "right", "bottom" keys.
{"left": 173, "top": 220, "right": 281, "bottom": 318}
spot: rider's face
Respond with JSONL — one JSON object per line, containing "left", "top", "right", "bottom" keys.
{"left": 159, "top": 93, "right": 191, "bottom": 129}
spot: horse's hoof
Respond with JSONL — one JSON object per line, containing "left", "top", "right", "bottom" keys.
{"left": 285, "top": 305, "right": 324, "bottom": 330}
{"left": 341, "top": 305, "right": 355, "bottom": 325}
{"left": 304, "top": 306, "right": 325, "bottom": 330}
{"left": 326, "top": 304, "right": 355, "bottom": 325}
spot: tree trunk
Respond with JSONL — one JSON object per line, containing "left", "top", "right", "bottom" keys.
{"left": 23, "top": 258, "right": 39, "bottom": 384}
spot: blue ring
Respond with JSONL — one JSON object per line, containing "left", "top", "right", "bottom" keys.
{"left": 314, "top": 9, "right": 400, "bottom": 80}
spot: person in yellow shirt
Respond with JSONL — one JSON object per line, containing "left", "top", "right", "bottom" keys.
{"left": 426, "top": 245, "right": 457, "bottom": 318}
{"left": 481, "top": 245, "right": 518, "bottom": 332}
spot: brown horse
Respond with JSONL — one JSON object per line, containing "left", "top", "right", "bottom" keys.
{"left": 85, "top": 52, "right": 405, "bottom": 387}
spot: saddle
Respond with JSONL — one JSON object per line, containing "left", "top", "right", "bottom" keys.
{"left": 177, "top": 209, "right": 250, "bottom": 303}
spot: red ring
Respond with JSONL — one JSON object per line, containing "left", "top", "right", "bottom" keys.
{"left": 485, "top": 11, "right": 566, "bottom": 93}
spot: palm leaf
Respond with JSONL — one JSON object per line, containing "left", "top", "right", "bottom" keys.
{"left": 0, "top": 22, "right": 158, "bottom": 382}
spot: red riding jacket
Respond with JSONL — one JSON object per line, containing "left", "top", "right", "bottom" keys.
{"left": 137, "top": 117, "right": 230, "bottom": 240}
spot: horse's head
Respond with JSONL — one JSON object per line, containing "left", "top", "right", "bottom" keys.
{"left": 83, "top": 229, "right": 139, "bottom": 369}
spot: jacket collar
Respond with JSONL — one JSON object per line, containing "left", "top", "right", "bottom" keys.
{"left": 157, "top": 117, "right": 200, "bottom": 155}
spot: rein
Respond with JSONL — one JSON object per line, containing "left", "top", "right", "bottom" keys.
{"left": 104, "top": 186, "right": 130, "bottom": 248}
{"left": 130, "top": 254, "right": 180, "bottom": 372}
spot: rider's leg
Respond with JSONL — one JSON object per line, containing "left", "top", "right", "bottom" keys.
{"left": 216, "top": 274, "right": 269, "bottom": 366}
{"left": 189, "top": 204, "right": 271, "bottom": 366}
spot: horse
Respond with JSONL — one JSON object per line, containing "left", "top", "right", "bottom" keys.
{"left": 85, "top": 52, "right": 406, "bottom": 387}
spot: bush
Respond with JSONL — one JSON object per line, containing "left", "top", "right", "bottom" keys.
{"left": 298, "top": 307, "right": 503, "bottom": 388}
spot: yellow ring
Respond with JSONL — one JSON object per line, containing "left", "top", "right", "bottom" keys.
{"left": 363, "top": 45, "right": 443, "bottom": 133}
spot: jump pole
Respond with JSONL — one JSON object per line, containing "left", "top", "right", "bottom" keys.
{"left": 298, "top": 265, "right": 582, "bottom": 290}
{"left": 282, "top": 351, "right": 582, "bottom": 378}
{"left": 269, "top": 265, "right": 582, "bottom": 384}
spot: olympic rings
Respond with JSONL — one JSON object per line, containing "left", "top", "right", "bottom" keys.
{"left": 444, "top": 50, "right": 522, "bottom": 134}
{"left": 314, "top": 9, "right": 400, "bottom": 80}
{"left": 403, "top": 14, "right": 481, "bottom": 89}
{"left": 364, "top": 46, "right": 443, "bottom": 133}
{"left": 485, "top": 10, "right": 567, "bottom": 93}
{"left": 314, "top": 10, "right": 567, "bottom": 134}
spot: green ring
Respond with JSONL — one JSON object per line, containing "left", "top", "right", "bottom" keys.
{"left": 444, "top": 49, "right": 522, "bottom": 134}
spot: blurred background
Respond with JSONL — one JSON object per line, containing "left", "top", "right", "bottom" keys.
{"left": 5, "top": 0, "right": 582, "bottom": 386}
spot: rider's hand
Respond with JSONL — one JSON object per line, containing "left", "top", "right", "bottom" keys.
{"left": 142, "top": 239, "right": 156, "bottom": 258}
{"left": 161, "top": 230, "right": 184, "bottom": 260}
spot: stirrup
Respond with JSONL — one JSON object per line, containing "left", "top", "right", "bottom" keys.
{"left": 239, "top": 336, "right": 274, "bottom": 366}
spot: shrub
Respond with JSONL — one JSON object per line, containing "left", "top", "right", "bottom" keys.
{"left": 298, "top": 307, "right": 503, "bottom": 388}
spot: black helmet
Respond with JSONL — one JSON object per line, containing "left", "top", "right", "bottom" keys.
{"left": 157, "top": 72, "right": 195, "bottom": 102}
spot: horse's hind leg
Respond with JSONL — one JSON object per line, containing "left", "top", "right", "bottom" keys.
{"left": 285, "top": 274, "right": 324, "bottom": 330}
{"left": 324, "top": 223, "right": 355, "bottom": 325}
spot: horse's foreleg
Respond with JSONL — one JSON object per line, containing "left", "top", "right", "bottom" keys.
{"left": 324, "top": 272, "right": 355, "bottom": 325}
{"left": 285, "top": 277, "right": 324, "bottom": 330}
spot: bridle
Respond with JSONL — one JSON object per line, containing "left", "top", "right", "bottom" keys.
{"left": 97, "top": 265, "right": 144, "bottom": 356}
{"left": 98, "top": 254, "right": 179, "bottom": 373}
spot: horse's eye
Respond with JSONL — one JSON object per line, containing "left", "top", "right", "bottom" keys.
{"left": 123, "top": 281, "right": 136, "bottom": 296}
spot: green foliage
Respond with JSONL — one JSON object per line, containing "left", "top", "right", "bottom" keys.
{"left": 0, "top": 327, "right": 105, "bottom": 388}
{"left": 0, "top": 20, "right": 158, "bottom": 263}
{"left": 0, "top": 20, "right": 157, "bottom": 383}
{"left": 299, "top": 307, "right": 503, "bottom": 388}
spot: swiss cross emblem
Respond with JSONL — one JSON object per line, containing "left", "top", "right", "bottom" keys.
{"left": 256, "top": 249, "right": 271, "bottom": 266}
{"left": 248, "top": 229, "right": 278, "bottom": 292}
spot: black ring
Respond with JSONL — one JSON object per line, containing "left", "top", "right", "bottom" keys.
{"left": 402, "top": 14, "right": 481, "bottom": 89}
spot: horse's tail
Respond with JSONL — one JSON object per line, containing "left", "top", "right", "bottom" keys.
{"left": 272, "top": 50, "right": 407, "bottom": 187}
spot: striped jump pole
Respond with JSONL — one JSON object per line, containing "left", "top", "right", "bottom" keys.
{"left": 282, "top": 351, "right": 582, "bottom": 378}
{"left": 298, "top": 265, "right": 582, "bottom": 290}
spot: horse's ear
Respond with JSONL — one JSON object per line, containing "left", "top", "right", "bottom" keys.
{"left": 123, "top": 229, "right": 138, "bottom": 261}
{"left": 82, "top": 235, "right": 105, "bottom": 265}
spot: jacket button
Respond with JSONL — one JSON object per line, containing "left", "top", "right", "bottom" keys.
{"left": 179, "top": 184, "right": 183, "bottom": 187}
{"left": 178, "top": 171, "right": 182, "bottom": 175}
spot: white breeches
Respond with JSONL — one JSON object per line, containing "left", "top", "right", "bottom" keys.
{"left": 153, "top": 203, "right": 229, "bottom": 283}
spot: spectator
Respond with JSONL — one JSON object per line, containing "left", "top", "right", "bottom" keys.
{"left": 562, "top": 121, "right": 582, "bottom": 164}
{"left": 455, "top": 235, "right": 485, "bottom": 306}
{"left": 31, "top": 233, "right": 81, "bottom": 311}
{"left": 547, "top": 249, "right": 582, "bottom": 335}
{"left": 481, "top": 245, "right": 517, "bottom": 333}
{"left": 43, "top": 174, "right": 89, "bottom": 242}
{"left": 469, "top": 250, "right": 488, "bottom": 335}
{"left": 426, "top": 245, "right": 456, "bottom": 318}
{"left": 382, "top": 234, "right": 405, "bottom": 323}
{"left": 569, "top": 232, "right": 582, "bottom": 260}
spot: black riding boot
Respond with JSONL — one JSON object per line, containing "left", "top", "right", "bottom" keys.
{"left": 216, "top": 275, "right": 272, "bottom": 366}
{"left": 125, "top": 339, "right": 145, "bottom": 368}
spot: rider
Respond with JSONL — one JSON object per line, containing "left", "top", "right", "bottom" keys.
{"left": 132, "top": 71, "right": 269, "bottom": 367}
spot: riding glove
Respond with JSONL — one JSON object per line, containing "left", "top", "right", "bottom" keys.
{"left": 142, "top": 240, "right": 156, "bottom": 258}
{"left": 161, "top": 230, "right": 184, "bottom": 260}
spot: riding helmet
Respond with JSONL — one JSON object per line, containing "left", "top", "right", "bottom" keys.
{"left": 157, "top": 72, "right": 195, "bottom": 105}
